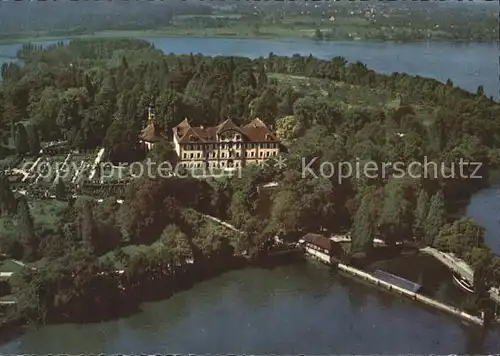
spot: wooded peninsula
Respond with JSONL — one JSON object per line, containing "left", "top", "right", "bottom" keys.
{"left": 0, "top": 38, "right": 499, "bottom": 330}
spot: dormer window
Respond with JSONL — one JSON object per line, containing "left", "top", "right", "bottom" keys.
{"left": 236, "top": 134, "right": 240, "bottom": 140}
{"left": 265, "top": 134, "right": 272, "bottom": 141}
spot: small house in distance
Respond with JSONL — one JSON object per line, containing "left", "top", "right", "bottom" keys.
{"left": 299, "top": 233, "right": 344, "bottom": 264}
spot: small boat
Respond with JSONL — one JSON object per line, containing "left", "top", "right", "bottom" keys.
{"left": 452, "top": 273, "right": 475, "bottom": 294}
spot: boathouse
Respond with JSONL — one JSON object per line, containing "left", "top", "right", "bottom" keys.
{"left": 372, "top": 269, "right": 422, "bottom": 293}
{"left": 299, "top": 233, "right": 344, "bottom": 264}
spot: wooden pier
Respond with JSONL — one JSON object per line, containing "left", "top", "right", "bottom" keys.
{"left": 336, "top": 262, "right": 484, "bottom": 326}
{"left": 301, "top": 248, "right": 485, "bottom": 326}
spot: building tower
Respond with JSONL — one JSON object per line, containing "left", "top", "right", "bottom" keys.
{"left": 148, "top": 100, "right": 156, "bottom": 123}
{"left": 139, "top": 100, "right": 164, "bottom": 152}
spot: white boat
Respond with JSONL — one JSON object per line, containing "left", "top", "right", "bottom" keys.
{"left": 452, "top": 273, "right": 475, "bottom": 294}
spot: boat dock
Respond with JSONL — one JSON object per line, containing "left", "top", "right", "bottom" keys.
{"left": 421, "top": 247, "right": 500, "bottom": 305}
{"left": 336, "top": 262, "right": 484, "bottom": 326}
{"left": 300, "top": 242, "right": 485, "bottom": 326}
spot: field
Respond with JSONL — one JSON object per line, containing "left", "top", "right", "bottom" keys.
{"left": 0, "top": 259, "right": 24, "bottom": 274}
{"left": 271, "top": 73, "right": 438, "bottom": 127}
{"left": 0, "top": 200, "right": 67, "bottom": 240}
{"left": 270, "top": 73, "right": 395, "bottom": 109}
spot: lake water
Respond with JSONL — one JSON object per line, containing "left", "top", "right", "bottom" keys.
{"left": 0, "top": 188, "right": 499, "bottom": 354}
{"left": 0, "top": 37, "right": 499, "bottom": 353}
{"left": 0, "top": 37, "right": 498, "bottom": 99}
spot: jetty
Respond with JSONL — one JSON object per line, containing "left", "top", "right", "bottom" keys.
{"left": 299, "top": 238, "right": 485, "bottom": 326}
{"left": 421, "top": 247, "right": 500, "bottom": 305}
{"left": 336, "top": 262, "right": 484, "bottom": 326}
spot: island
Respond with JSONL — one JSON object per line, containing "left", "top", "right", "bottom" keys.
{"left": 0, "top": 37, "right": 499, "bottom": 338}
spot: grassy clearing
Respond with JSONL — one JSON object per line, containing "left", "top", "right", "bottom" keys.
{"left": 0, "top": 259, "right": 24, "bottom": 273}
{"left": 29, "top": 199, "right": 67, "bottom": 231}
{"left": 270, "top": 73, "right": 394, "bottom": 108}
{"left": 99, "top": 244, "right": 152, "bottom": 270}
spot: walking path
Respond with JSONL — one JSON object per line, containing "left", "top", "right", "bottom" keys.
{"left": 88, "top": 148, "right": 105, "bottom": 181}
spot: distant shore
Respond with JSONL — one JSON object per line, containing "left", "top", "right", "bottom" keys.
{"left": 0, "top": 27, "right": 496, "bottom": 46}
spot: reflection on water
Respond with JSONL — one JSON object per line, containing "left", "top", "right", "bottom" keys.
{"left": 1, "top": 263, "right": 499, "bottom": 354}
{"left": 467, "top": 187, "right": 500, "bottom": 255}
{"left": 370, "top": 254, "right": 469, "bottom": 308}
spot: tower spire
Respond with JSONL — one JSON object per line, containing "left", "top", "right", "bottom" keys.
{"left": 148, "top": 98, "right": 155, "bottom": 123}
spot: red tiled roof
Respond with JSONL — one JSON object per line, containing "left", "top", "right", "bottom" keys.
{"left": 174, "top": 118, "right": 191, "bottom": 138}
{"left": 302, "top": 233, "right": 343, "bottom": 255}
{"left": 217, "top": 118, "right": 242, "bottom": 134}
{"left": 174, "top": 117, "right": 279, "bottom": 144}
{"left": 140, "top": 121, "right": 164, "bottom": 142}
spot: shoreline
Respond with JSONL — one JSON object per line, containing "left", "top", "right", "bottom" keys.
{"left": 0, "top": 251, "right": 302, "bottom": 345}
{"left": 0, "top": 30, "right": 497, "bottom": 46}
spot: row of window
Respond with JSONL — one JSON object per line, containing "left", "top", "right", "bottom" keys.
{"left": 306, "top": 243, "right": 330, "bottom": 256}
{"left": 183, "top": 143, "right": 278, "bottom": 151}
{"left": 179, "top": 160, "right": 271, "bottom": 169}
{"left": 219, "top": 134, "right": 241, "bottom": 141}
{"left": 180, "top": 160, "right": 243, "bottom": 168}
{"left": 182, "top": 151, "right": 278, "bottom": 160}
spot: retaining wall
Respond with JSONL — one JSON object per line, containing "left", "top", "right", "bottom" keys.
{"left": 335, "top": 262, "right": 484, "bottom": 326}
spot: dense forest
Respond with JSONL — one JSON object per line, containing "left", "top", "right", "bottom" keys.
{"left": 0, "top": 38, "right": 500, "bottom": 324}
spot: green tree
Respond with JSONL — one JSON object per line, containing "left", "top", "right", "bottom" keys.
{"left": 314, "top": 29, "right": 323, "bottom": 40}
{"left": 413, "top": 189, "right": 429, "bottom": 241}
{"left": 160, "top": 224, "right": 193, "bottom": 266}
{"left": 15, "top": 123, "right": 30, "bottom": 155}
{"left": 27, "top": 125, "right": 41, "bottom": 155}
{"left": 424, "top": 191, "right": 446, "bottom": 246}
{"left": 16, "top": 196, "right": 38, "bottom": 261}
{"left": 352, "top": 194, "right": 375, "bottom": 253}
{"left": 79, "top": 200, "right": 99, "bottom": 253}
{"left": 378, "top": 179, "right": 413, "bottom": 245}
{"left": 55, "top": 178, "right": 66, "bottom": 201}
{"left": 0, "top": 176, "right": 17, "bottom": 215}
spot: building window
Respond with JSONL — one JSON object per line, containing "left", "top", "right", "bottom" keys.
{"left": 190, "top": 153, "right": 194, "bottom": 159}
{"left": 236, "top": 134, "right": 240, "bottom": 140}
{"left": 183, "top": 153, "right": 188, "bottom": 159}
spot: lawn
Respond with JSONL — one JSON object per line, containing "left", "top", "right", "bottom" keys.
{"left": 0, "top": 259, "right": 24, "bottom": 274}
{"left": 0, "top": 199, "right": 68, "bottom": 236}
{"left": 270, "top": 72, "right": 395, "bottom": 108}
{"left": 29, "top": 199, "right": 67, "bottom": 230}
{"left": 99, "top": 244, "right": 153, "bottom": 270}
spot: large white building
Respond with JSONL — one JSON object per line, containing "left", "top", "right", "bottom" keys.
{"left": 172, "top": 117, "right": 280, "bottom": 169}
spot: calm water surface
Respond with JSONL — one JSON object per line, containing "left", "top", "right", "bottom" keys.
{"left": 0, "top": 37, "right": 499, "bottom": 353}
{"left": 0, "top": 189, "right": 499, "bottom": 354}
{"left": 466, "top": 187, "right": 500, "bottom": 256}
